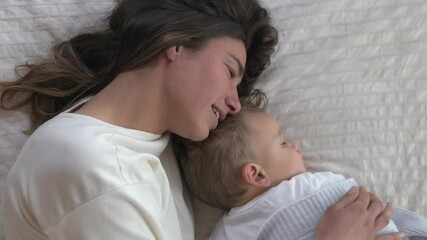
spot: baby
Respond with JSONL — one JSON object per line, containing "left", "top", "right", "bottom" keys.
{"left": 178, "top": 93, "right": 427, "bottom": 240}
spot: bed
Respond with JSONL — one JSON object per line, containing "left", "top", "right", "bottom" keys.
{"left": 1, "top": 0, "right": 426, "bottom": 239}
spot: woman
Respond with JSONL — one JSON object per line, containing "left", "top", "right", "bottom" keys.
{"left": 0, "top": 0, "right": 401, "bottom": 239}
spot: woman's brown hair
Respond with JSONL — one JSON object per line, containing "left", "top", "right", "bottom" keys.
{"left": 0, "top": 0, "right": 277, "bottom": 132}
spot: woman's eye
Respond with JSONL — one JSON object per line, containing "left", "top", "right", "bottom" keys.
{"left": 281, "top": 141, "right": 288, "bottom": 147}
{"left": 228, "top": 66, "right": 235, "bottom": 78}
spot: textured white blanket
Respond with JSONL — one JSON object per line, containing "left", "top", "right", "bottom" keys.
{"left": 1, "top": 0, "right": 426, "bottom": 239}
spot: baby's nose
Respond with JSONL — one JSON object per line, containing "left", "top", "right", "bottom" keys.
{"left": 288, "top": 141, "right": 298, "bottom": 151}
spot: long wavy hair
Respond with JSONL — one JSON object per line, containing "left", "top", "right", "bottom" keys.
{"left": 0, "top": 0, "right": 277, "bottom": 132}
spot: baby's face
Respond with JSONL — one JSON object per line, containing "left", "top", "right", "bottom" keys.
{"left": 246, "top": 111, "right": 306, "bottom": 186}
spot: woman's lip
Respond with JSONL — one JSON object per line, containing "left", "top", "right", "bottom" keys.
{"left": 216, "top": 107, "right": 226, "bottom": 121}
{"left": 212, "top": 106, "right": 220, "bottom": 119}
{"left": 212, "top": 105, "right": 226, "bottom": 121}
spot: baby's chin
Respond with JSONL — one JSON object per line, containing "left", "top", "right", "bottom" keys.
{"left": 299, "top": 154, "right": 305, "bottom": 164}
{"left": 296, "top": 157, "right": 307, "bottom": 173}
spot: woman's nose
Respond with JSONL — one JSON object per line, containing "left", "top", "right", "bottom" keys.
{"left": 225, "top": 87, "right": 241, "bottom": 115}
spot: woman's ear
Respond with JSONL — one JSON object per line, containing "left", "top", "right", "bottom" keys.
{"left": 165, "top": 45, "right": 181, "bottom": 61}
{"left": 241, "top": 162, "right": 271, "bottom": 188}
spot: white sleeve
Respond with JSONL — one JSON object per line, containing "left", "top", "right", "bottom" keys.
{"left": 307, "top": 172, "right": 349, "bottom": 190}
{"left": 391, "top": 207, "right": 427, "bottom": 238}
{"left": 47, "top": 183, "right": 170, "bottom": 240}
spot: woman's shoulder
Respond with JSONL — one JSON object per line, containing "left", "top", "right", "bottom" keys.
{"left": 6, "top": 112, "right": 172, "bottom": 228}
{"left": 5, "top": 113, "right": 173, "bottom": 237}
{"left": 15, "top": 112, "right": 170, "bottom": 187}
{"left": 30, "top": 112, "right": 169, "bottom": 153}
{"left": 22, "top": 113, "right": 118, "bottom": 164}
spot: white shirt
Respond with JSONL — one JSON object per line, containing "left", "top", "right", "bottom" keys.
{"left": 3, "top": 110, "right": 194, "bottom": 239}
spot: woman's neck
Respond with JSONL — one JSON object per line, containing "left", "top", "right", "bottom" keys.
{"left": 75, "top": 69, "right": 169, "bottom": 134}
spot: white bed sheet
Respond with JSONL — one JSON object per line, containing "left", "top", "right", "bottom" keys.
{"left": 1, "top": 0, "right": 426, "bottom": 239}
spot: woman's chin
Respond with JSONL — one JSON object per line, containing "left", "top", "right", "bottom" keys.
{"left": 184, "top": 129, "right": 210, "bottom": 142}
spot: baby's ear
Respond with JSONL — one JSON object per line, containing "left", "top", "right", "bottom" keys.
{"left": 241, "top": 162, "right": 271, "bottom": 188}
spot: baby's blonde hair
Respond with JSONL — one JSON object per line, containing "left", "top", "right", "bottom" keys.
{"left": 179, "top": 90, "right": 267, "bottom": 211}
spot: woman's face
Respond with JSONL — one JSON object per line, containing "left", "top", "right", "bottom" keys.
{"left": 165, "top": 37, "right": 246, "bottom": 141}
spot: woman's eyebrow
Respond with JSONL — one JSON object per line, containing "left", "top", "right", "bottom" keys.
{"left": 228, "top": 54, "right": 244, "bottom": 77}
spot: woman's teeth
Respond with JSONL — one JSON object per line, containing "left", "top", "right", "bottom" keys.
{"left": 212, "top": 107, "right": 219, "bottom": 119}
